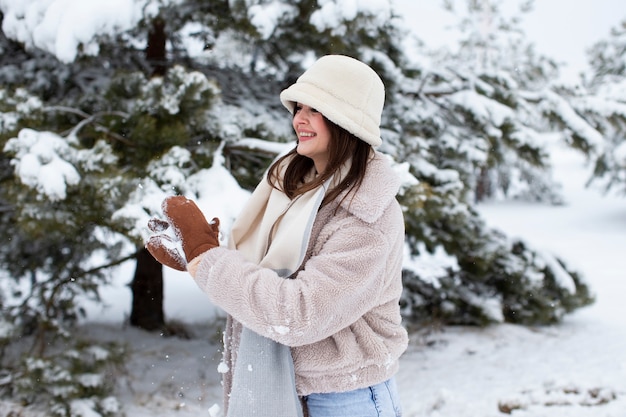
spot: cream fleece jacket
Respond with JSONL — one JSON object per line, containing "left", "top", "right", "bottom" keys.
{"left": 193, "top": 152, "right": 408, "bottom": 397}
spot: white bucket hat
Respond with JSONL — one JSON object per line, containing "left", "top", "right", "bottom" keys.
{"left": 280, "top": 55, "right": 385, "bottom": 147}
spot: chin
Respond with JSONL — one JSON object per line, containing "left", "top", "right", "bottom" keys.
{"left": 296, "top": 144, "right": 311, "bottom": 157}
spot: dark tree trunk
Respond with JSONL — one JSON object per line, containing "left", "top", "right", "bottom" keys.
{"left": 129, "top": 247, "right": 165, "bottom": 330}
{"left": 146, "top": 17, "right": 167, "bottom": 77}
{"left": 475, "top": 166, "right": 491, "bottom": 203}
{"left": 127, "top": 16, "right": 169, "bottom": 332}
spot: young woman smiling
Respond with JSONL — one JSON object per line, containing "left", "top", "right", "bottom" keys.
{"left": 146, "top": 55, "right": 408, "bottom": 417}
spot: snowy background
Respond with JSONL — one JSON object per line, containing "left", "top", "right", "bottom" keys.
{"left": 1, "top": 0, "right": 626, "bottom": 416}
{"left": 396, "top": 0, "right": 625, "bottom": 83}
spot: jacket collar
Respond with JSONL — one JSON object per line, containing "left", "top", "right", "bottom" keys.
{"left": 336, "top": 152, "right": 400, "bottom": 224}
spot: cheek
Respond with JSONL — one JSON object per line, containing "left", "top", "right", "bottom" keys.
{"left": 319, "top": 127, "right": 332, "bottom": 146}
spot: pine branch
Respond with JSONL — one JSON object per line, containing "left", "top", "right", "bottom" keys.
{"left": 78, "top": 251, "right": 140, "bottom": 279}
{"left": 43, "top": 106, "right": 135, "bottom": 146}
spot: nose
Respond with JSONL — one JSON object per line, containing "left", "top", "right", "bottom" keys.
{"left": 294, "top": 114, "right": 307, "bottom": 129}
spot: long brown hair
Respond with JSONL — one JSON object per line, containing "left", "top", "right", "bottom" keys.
{"left": 267, "top": 118, "right": 373, "bottom": 208}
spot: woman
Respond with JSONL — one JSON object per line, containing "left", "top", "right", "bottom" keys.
{"left": 146, "top": 55, "right": 408, "bottom": 417}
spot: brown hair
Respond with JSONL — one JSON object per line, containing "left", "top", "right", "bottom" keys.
{"left": 267, "top": 118, "right": 373, "bottom": 208}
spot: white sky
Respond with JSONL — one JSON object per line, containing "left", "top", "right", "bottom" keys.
{"left": 522, "top": 0, "right": 626, "bottom": 79}
{"left": 395, "top": 0, "right": 626, "bottom": 82}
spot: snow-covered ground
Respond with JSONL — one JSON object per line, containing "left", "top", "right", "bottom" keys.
{"left": 399, "top": 140, "right": 626, "bottom": 417}
{"left": 2, "top": 140, "right": 625, "bottom": 417}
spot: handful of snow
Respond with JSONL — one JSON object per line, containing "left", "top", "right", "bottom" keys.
{"left": 147, "top": 218, "right": 187, "bottom": 267}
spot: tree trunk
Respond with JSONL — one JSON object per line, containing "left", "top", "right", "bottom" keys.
{"left": 475, "top": 166, "right": 491, "bottom": 203}
{"left": 129, "top": 247, "right": 165, "bottom": 330}
{"left": 126, "top": 20, "right": 172, "bottom": 332}
{"left": 127, "top": 16, "right": 169, "bottom": 332}
{"left": 146, "top": 17, "right": 167, "bottom": 77}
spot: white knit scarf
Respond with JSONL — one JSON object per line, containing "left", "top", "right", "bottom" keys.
{"left": 225, "top": 162, "right": 333, "bottom": 417}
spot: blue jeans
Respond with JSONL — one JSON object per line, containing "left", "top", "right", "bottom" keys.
{"left": 304, "top": 378, "right": 402, "bottom": 417}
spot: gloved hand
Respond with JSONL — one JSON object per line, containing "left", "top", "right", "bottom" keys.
{"left": 145, "top": 218, "right": 187, "bottom": 271}
{"left": 145, "top": 196, "right": 220, "bottom": 271}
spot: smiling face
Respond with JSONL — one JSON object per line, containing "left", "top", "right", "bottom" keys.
{"left": 292, "top": 103, "right": 332, "bottom": 174}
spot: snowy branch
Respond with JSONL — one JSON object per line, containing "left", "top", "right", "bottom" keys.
{"left": 43, "top": 106, "right": 134, "bottom": 146}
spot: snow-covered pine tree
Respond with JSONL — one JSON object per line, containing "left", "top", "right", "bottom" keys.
{"left": 429, "top": 0, "right": 563, "bottom": 203}
{"left": 576, "top": 19, "right": 626, "bottom": 194}
{"left": 0, "top": 8, "right": 227, "bottom": 414}
{"left": 381, "top": 0, "right": 594, "bottom": 325}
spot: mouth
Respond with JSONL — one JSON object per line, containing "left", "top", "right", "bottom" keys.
{"left": 298, "top": 131, "right": 316, "bottom": 141}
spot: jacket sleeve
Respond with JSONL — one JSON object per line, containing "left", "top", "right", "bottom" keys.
{"left": 192, "top": 219, "right": 391, "bottom": 347}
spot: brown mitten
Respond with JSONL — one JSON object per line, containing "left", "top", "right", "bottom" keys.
{"left": 162, "top": 196, "right": 220, "bottom": 261}
{"left": 145, "top": 218, "right": 187, "bottom": 271}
